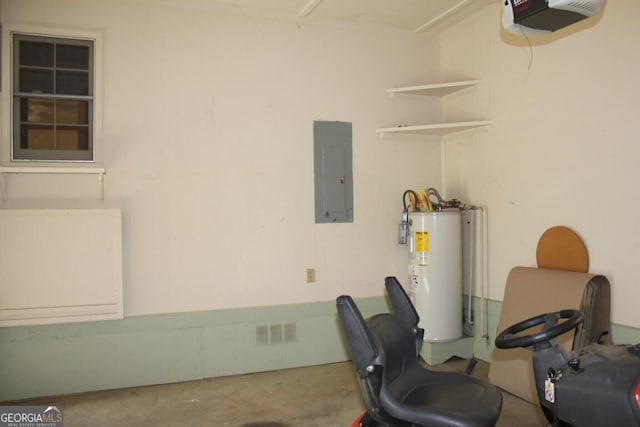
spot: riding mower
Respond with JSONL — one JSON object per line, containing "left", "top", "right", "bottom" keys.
{"left": 338, "top": 277, "right": 640, "bottom": 427}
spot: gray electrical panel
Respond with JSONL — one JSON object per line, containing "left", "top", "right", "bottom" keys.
{"left": 313, "top": 121, "right": 353, "bottom": 223}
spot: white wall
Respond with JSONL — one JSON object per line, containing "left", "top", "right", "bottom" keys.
{"left": 1, "top": 0, "right": 443, "bottom": 315}
{"left": 441, "top": 1, "right": 640, "bottom": 327}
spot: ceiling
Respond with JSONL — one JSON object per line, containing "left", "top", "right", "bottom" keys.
{"left": 208, "top": 0, "right": 499, "bottom": 33}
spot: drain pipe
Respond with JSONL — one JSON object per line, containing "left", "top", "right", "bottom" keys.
{"left": 466, "top": 209, "right": 476, "bottom": 327}
{"left": 480, "top": 206, "right": 489, "bottom": 340}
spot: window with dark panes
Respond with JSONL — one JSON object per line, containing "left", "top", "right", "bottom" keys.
{"left": 13, "top": 34, "right": 94, "bottom": 161}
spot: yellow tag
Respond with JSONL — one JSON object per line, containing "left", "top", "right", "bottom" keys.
{"left": 415, "top": 231, "right": 429, "bottom": 253}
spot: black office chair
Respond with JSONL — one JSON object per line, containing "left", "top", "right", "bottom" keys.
{"left": 336, "top": 276, "right": 502, "bottom": 427}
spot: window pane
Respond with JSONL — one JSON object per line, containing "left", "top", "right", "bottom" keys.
{"left": 57, "top": 44, "right": 89, "bottom": 70}
{"left": 57, "top": 100, "right": 89, "bottom": 124}
{"left": 20, "top": 98, "right": 54, "bottom": 123}
{"left": 56, "top": 70, "right": 89, "bottom": 95}
{"left": 19, "top": 41, "right": 54, "bottom": 67}
{"left": 21, "top": 125, "right": 55, "bottom": 149}
{"left": 12, "top": 33, "right": 95, "bottom": 162}
{"left": 57, "top": 127, "right": 89, "bottom": 150}
{"left": 20, "top": 68, "right": 54, "bottom": 93}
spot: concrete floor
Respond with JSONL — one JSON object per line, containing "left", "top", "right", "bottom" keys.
{"left": 13, "top": 358, "right": 548, "bottom": 427}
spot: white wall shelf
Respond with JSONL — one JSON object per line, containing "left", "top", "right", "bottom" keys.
{"left": 0, "top": 166, "right": 106, "bottom": 201}
{"left": 387, "top": 80, "right": 480, "bottom": 98}
{"left": 379, "top": 80, "right": 490, "bottom": 138}
{"left": 376, "top": 120, "right": 491, "bottom": 137}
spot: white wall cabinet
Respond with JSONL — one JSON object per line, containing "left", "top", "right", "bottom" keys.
{"left": 0, "top": 209, "right": 123, "bottom": 326}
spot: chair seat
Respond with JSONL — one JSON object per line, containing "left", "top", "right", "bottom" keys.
{"left": 382, "top": 364, "right": 502, "bottom": 427}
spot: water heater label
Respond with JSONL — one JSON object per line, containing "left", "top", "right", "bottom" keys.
{"left": 415, "top": 231, "right": 430, "bottom": 253}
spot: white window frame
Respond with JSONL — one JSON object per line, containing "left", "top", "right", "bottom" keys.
{"left": 1, "top": 24, "right": 103, "bottom": 168}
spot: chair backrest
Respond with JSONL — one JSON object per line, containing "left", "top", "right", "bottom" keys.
{"left": 384, "top": 276, "right": 418, "bottom": 325}
{"left": 384, "top": 276, "right": 424, "bottom": 352}
{"left": 336, "top": 295, "right": 391, "bottom": 425}
{"left": 336, "top": 295, "right": 379, "bottom": 375}
{"left": 336, "top": 277, "right": 424, "bottom": 426}
{"left": 367, "top": 312, "right": 421, "bottom": 385}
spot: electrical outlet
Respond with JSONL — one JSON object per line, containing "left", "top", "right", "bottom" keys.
{"left": 306, "top": 268, "right": 316, "bottom": 283}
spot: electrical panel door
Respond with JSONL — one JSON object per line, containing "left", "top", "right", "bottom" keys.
{"left": 313, "top": 121, "right": 353, "bottom": 223}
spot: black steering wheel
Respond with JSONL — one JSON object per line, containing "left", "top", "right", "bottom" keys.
{"left": 495, "top": 309, "right": 584, "bottom": 349}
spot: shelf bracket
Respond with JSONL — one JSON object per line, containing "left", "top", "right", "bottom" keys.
{"left": 99, "top": 172, "right": 105, "bottom": 200}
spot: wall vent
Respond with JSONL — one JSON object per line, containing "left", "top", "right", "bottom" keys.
{"left": 255, "top": 322, "right": 297, "bottom": 345}
{"left": 255, "top": 325, "right": 269, "bottom": 346}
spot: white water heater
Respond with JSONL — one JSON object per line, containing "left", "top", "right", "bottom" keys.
{"left": 408, "top": 210, "right": 462, "bottom": 342}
